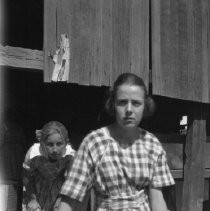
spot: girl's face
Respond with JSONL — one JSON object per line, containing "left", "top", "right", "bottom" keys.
{"left": 44, "top": 133, "right": 66, "bottom": 160}
{"left": 114, "top": 84, "right": 145, "bottom": 130}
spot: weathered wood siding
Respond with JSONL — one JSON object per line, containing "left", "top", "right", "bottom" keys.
{"left": 152, "top": 0, "right": 210, "bottom": 103}
{"left": 44, "top": 0, "right": 149, "bottom": 87}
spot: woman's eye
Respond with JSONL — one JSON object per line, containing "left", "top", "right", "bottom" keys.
{"left": 132, "top": 101, "right": 142, "bottom": 106}
{"left": 116, "top": 100, "right": 127, "bottom": 106}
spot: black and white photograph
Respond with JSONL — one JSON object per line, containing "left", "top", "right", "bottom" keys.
{"left": 0, "top": 1, "right": 210, "bottom": 211}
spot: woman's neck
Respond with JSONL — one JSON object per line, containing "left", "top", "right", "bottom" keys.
{"left": 109, "top": 123, "right": 139, "bottom": 144}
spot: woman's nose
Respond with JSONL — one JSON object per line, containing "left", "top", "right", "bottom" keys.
{"left": 126, "top": 102, "right": 132, "bottom": 113}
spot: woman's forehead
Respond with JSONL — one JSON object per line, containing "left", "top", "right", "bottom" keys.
{"left": 116, "top": 84, "right": 145, "bottom": 97}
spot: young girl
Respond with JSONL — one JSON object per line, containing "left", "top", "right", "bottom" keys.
{"left": 58, "top": 73, "right": 174, "bottom": 211}
{"left": 23, "top": 121, "right": 75, "bottom": 211}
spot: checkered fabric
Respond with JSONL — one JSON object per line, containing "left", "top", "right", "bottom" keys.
{"left": 60, "top": 127, "right": 175, "bottom": 210}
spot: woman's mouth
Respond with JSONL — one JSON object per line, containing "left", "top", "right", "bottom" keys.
{"left": 124, "top": 117, "right": 135, "bottom": 121}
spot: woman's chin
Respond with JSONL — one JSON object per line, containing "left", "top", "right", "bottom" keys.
{"left": 122, "top": 123, "right": 138, "bottom": 130}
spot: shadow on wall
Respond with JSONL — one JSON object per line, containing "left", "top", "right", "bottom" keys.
{"left": 0, "top": 108, "right": 25, "bottom": 211}
{"left": 203, "top": 200, "right": 210, "bottom": 211}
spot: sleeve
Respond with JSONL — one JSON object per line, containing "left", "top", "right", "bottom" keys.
{"left": 23, "top": 147, "right": 33, "bottom": 170}
{"left": 23, "top": 143, "right": 41, "bottom": 170}
{"left": 60, "top": 137, "right": 94, "bottom": 202}
{"left": 64, "top": 155, "right": 74, "bottom": 177}
{"left": 151, "top": 149, "right": 175, "bottom": 188}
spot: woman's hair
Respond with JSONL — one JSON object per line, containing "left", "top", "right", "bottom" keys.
{"left": 105, "top": 73, "right": 155, "bottom": 118}
{"left": 39, "top": 121, "right": 69, "bottom": 144}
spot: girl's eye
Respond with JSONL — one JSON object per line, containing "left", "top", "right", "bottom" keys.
{"left": 56, "top": 142, "right": 63, "bottom": 147}
{"left": 46, "top": 143, "right": 53, "bottom": 147}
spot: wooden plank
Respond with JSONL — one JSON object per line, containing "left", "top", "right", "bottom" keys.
{"left": 101, "top": 0, "right": 112, "bottom": 86}
{"left": 181, "top": 105, "right": 207, "bottom": 211}
{"left": 201, "top": 0, "right": 210, "bottom": 102}
{"left": 44, "top": 0, "right": 57, "bottom": 82}
{"left": 73, "top": 0, "right": 91, "bottom": 85}
{"left": 57, "top": 0, "right": 71, "bottom": 83}
{"left": 187, "top": 0, "right": 203, "bottom": 101}
{"left": 112, "top": 0, "right": 131, "bottom": 83}
{"left": 67, "top": 0, "right": 79, "bottom": 84}
{"left": 0, "top": 45, "right": 43, "bottom": 71}
{"left": 152, "top": 0, "right": 210, "bottom": 103}
{"left": 90, "top": 0, "right": 102, "bottom": 86}
{"left": 208, "top": 0, "right": 210, "bottom": 102}
{"left": 151, "top": 0, "right": 161, "bottom": 91}
{"left": 171, "top": 170, "right": 210, "bottom": 179}
{"left": 78, "top": 0, "right": 91, "bottom": 85}
{"left": 57, "top": 0, "right": 71, "bottom": 42}
{"left": 130, "top": 0, "right": 149, "bottom": 85}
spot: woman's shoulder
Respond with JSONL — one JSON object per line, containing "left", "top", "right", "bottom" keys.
{"left": 139, "top": 128, "right": 163, "bottom": 151}
{"left": 84, "top": 127, "right": 109, "bottom": 141}
{"left": 82, "top": 126, "right": 110, "bottom": 149}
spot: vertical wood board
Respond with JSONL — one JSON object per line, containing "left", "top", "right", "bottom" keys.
{"left": 101, "top": 0, "right": 112, "bottom": 86}
{"left": 90, "top": 0, "right": 102, "bottom": 86}
{"left": 181, "top": 106, "right": 207, "bottom": 211}
{"left": 112, "top": 0, "right": 130, "bottom": 83}
{"left": 152, "top": 0, "right": 210, "bottom": 103}
{"left": 44, "top": 0, "right": 57, "bottom": 82}
{"left": 130, "top": 0, "right": 149, "bottom": 83}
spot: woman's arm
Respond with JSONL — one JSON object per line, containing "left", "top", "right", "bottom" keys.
{"left": 149, "top": 187, "right": 168, "bottom": 211}
{"left": 57, "top": 201, "right": 73, "bottom": 211}
{"left": 57, "top": 190, "right": 91, "bottom": 211}
{"left": 57, "top": 196, "right": 79, "bottom": 211}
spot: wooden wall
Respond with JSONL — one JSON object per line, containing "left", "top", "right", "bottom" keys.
{"left": 152, "top": 0, "right": 210, "bottom": 103}
{"left": 44, "top": 0, "right": 210, "bottom": 104}
{"left": 44, "top": 0, "right": 149, "bottom": 87}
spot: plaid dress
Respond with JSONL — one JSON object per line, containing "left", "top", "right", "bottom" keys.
{"left": 60, "top": 127, "right": 175, "bottom": 211}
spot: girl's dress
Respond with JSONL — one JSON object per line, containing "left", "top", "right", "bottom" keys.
{"left": 23, "top": 143, "right": 75, "bottom": 211}
{"left": 60, "top": 127, "right": 175, "bottom": 211}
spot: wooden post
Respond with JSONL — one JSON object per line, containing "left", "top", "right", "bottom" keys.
{"left": 181, "top": 104, "right": 207, "bottom": 211}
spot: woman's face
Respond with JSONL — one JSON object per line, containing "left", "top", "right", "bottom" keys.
{"left": 44, "top": 133, "right": 66, "bottom": 160}
{"left": 114, "top": 84, "right": 145, "bottom": 130}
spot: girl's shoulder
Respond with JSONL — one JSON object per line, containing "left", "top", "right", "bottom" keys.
{"left": 64, "top": 144, "right": 75, "bottom": 157}
{"left": 23, "top": 143, "right": 43, "bottom": 170}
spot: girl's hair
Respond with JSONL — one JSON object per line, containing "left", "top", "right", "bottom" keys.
{"left": 105, "top": 73, "right": 155, "bottom": 118}
{"left": 40, "top": 121, "right": 69, "bottom": 144}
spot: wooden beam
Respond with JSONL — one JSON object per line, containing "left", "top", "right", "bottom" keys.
{"left": 0, "top": 44, "right": 44, "bottom": 71}
{"left": 171, "top": 169, "right": 210, "bottom": 179}
{"left": 181, "top": 104, "right": 207, "bottom": 211}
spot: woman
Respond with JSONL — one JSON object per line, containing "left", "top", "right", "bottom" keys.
{"left": 58, "top": 73, "right": 175, "bottom": 211}
{"left": 22, "top": 121, "right": 75, "bottom": 211}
